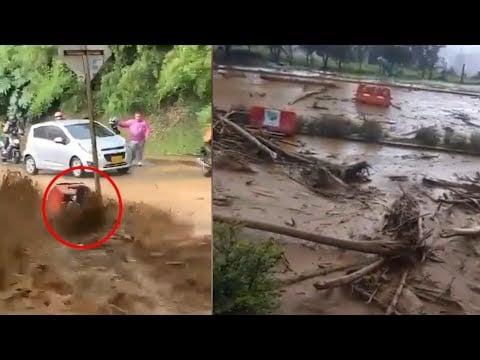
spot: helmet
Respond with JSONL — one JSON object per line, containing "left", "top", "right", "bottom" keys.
{"left": 54, "top": 111, "right": 64, "bottom": 119}
{"left": 109, "top": 117, "right": 119, "bottom": 126}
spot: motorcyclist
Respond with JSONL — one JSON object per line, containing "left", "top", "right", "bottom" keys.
{"left": 2, "top": 116, "right": 19, "bottom": 159}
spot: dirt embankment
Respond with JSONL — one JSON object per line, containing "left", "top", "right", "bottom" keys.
{"left": 0, "top": 171, "right": 211, "bottom": 315}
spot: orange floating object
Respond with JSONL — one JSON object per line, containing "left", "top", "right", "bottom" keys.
{"left": 355, "top": 83, "right": 392, "bottom": 107}
{"left": 45, "top": 182, "right": 91, "bottom": 216}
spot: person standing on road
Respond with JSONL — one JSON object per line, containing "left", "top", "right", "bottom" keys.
{"left": 118, "top": 112, "right": 151, "bottom": 166}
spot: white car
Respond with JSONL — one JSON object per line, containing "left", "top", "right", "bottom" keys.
{"left": 23, "top": 119, "right": 133, "bottom": 177}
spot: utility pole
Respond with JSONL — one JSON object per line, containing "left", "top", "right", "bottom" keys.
{"left": 58, "top": 45, "right": 111, "bottom": 198}
{"left": 460, "top": 64, "right": 466, "bottom": 84}
{"left": 83, "top": 45, "right": 101, "bottom": 196}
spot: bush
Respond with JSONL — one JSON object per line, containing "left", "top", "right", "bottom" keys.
{"left": 445, "top": 133, "right": 468, "bottom": 150}
{"left": 358, "top": 120, "right": 383, "bottom": 142}
{"left": 308, "top": 115, "right": 356, "bottom": 138}
{"left": 213, "top": 223, "right": 284, "bottom": 315}
{"left": 470, "top": 132, "right": 480, "bottom": 152}
{"left": 415, "top": 127, "right": 440, "bottom": 146}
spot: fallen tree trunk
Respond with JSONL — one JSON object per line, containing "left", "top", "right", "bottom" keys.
{"left": 313, "top": 258, "right": 386, "bottom": 290}
{"left": 256, "top": 136, "right": 312, "bottom": 164}
{"left": 422, "top": 177, "right": 480, "bottom": 192}
{"left": 441, "top": 225, "right": 480, "bottom": 238}
{"left": 279, "top": 258, "right": 378, "bottom": 286}
{"left": 221, "top": 116, "right": 278, "bottom": 160}
{"left": 386, "top": 269, "right": 409, "bottom": 315}
{"left": 289, "top": 89, "right": 328, "bottom": 105}
{"left": 214, "top": 214, "right": 408, "bottom": 255}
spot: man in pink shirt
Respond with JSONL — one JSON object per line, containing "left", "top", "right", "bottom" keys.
{"left": 118, "top": 112, "right": 151, "bottom": 166}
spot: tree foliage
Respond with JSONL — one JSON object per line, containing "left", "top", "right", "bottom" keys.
{"left": 0, "top": 45, "right": 212, "bottom": 130}
{"left": 218, "top": 45, "right": 448, "bottom": 80}
{"left": 213, "top": 223, "right": 284, "bottom": 315}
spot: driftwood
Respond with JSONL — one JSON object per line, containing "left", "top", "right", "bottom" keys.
{"left": 352, "top": 286, "right": 403, "bottom": 315}
{"left": 422, "top": 177, "right": 480, "bottom": 192}
{"left": 221, "top": 117, "right": 277, "bottom": 160}
{"left": 441, "top": 225, "right": 480, "bottom": 238}
{"left": 256, "top": 136, "right": 312, "bottom": 164}
{"left": 386, "top": 269, "right": 409, "bottom": 315}
{"left": 289, "top": 89, "right": 328, "bottom": 105}
{"left": 279, "top": 258, "right": 379, "bottom": 286}
{"left": 313, "top": 258, "right": 386, "bottom": 290}
{"left": 214, "top": 214, "right": 408, "bottom": 256}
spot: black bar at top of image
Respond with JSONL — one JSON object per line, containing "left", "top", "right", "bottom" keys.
{"left": 2, "top": 7, "right": 480, "bottom": 44}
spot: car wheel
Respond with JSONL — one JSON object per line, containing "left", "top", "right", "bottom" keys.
{"left": 25, "top": 156, "right": 39, "bottom": 175}
{"left": 70, "top": 157, "right": 85, "bottom": 178}
{"left": 116, "top": 167, "right": 130, "bottom": 175}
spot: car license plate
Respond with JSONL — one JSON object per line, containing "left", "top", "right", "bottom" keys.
{"left": 111, "top": 155, "right": 123, "bottom": 164}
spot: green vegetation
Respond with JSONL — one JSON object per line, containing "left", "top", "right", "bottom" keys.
{"left": 0, "top": 45, "right": 212, "bottom": 156}
{"left": 470, "top": 132, "right": 480, "bottom": 151}
{"left": 415, "top": 128, "right": 441, "bottom": 146}
{"left": 213, "top": 222, "right": 283, "bottom": 315}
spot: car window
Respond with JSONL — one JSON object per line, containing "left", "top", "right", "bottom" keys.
{"left": 65, "top": 122, "right": 115, "bottom": 140}
{"left": 40, "top": 126, "right": 69, "bottom": 144}
{"left": 33, "top": 127, "right": 48, "bottom": 139}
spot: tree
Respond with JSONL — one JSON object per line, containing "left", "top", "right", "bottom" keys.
{"left": 352, "top": 45, "right": 370, "bottom": 71}
{"left": 314, "top": 45, "right": 334, "bottom": 69}
{"left": 284, "top": 45, "right": 294, "bottom": 64}
{"left": 299, "top": 45, "right": 317, "bottom": 66}
{"left": 381, "top": 45, "right": 412, "bottom": 67}
{"left": 329, "top": 45, "right": 353, "bottom": 70}
{"left": 268, "top": 45, "right": 283, "bottom": 62}
{"left": 410, "top": 45, "right": 445, "bottom": 79}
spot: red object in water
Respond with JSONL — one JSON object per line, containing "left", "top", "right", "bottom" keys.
{"left": 249, "top": 106, "right": 298, "bottom": 136}
{"left": 45, "top": 182, "right": 91, "bottom": 216}
{"left": 355, "top": 83, "right": 392, "bottom": 107}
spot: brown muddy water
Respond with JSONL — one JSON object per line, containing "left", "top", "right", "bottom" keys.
{"left": 213, "top": 72, "right": 480, "bottom": 138}
{"left": 213, "top": 70, "right": 480, "bottom": 315}
{"left": 297, "top": 136, "right": 479, "bottom": 191}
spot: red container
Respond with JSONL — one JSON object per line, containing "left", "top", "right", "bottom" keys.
{"left": 249, "top": 106, "right": 297, "bottom": 136}
{"left": 45, "top": 182, "right": 91, "bottom": 216}
{"left": 355, "top": 83, "right": 392, "bottom": 107}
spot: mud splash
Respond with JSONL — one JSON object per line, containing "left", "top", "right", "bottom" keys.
{"left": 0, "top": 171, "right": 211, "bottom": 314}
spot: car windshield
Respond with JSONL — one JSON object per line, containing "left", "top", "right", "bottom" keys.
{"left": 65, "top": 122, "right": 115, "bottom": 140}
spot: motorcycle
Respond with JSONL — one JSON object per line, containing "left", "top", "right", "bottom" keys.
{"left": 0, "top": 127, "right": 23, "bottom": 164}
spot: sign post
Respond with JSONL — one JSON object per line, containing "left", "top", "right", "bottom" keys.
{"left": 58, "top": 45, "right": 112, "bottom": 197}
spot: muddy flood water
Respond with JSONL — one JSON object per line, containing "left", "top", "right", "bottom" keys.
{"left": 213, "top": 69, "right": 480, "bottom": 315}
{"left": 0, "top": 159, "right": 212, "bottom": 315}
{"left": 214, "top": 72, "right": 480, "bottom": 137}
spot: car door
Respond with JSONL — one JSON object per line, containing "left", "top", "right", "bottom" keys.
{"left": 31, "top": 126, "right": 51, "bottom": 169}
{"left": 43, "top": 126, "right": 72, "bottom": 169}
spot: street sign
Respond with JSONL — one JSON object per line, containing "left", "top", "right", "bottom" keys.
{"left": 58, "top": 45, "right": 112, "bottom": 81}
{"left": 57, "top": 45, "right": 112, "bottom": 197}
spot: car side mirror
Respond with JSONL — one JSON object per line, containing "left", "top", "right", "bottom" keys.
{"left": 54, "top": 137, "right": 65, "bottom": 144}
